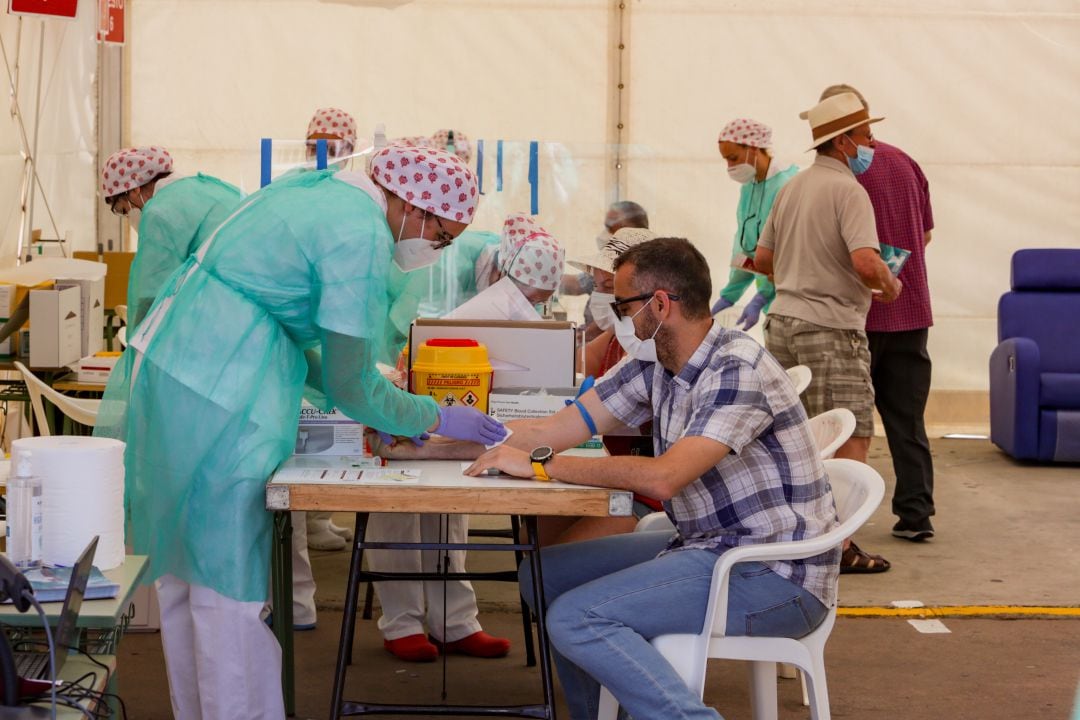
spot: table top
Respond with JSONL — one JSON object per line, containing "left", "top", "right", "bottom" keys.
{"left": 0, "top": 556, "right": 148, "bottom": 630}
{"left": 51, "top": 374, "right": 107, "bottom": 394}
{"left": 266, "top": 451, "right": 633, "bottom": 518}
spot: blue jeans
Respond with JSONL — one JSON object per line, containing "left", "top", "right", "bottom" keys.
{"left": 519, "top": 531, "right": 828, "bottom": 720}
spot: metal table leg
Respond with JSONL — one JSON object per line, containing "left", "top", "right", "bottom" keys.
{"left": 331, "top": 512, "right": 369, "bottom": 720}
{"left": 524, "top": 516, "right": 556, "bottom": 718}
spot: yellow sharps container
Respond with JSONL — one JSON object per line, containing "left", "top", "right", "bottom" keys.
{"left": 410, "top": 338, "right": 494, "bottom": 413}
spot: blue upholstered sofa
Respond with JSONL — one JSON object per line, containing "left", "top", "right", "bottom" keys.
{"left": 989, "top": 249, "right": 1080, "bottom": 462}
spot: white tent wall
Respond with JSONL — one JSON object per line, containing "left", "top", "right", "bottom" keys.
{"left": 0, "top": 8, "right": 100, "bottom": 266}
{"left": 623, "top": 0, "right": 1080, "bottom": 401}
{"left": 1, "top": 0, "right": 1067, "bottom": 411}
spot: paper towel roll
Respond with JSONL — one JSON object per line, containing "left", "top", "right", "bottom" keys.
{"left": 11, "top": 436, "right": 125, "bottom": 570}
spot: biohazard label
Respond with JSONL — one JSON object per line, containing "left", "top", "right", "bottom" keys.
{"left": 462, "top": 391, "right": 479, "bottom": 407}
{"left": 442, "top": 392, "right": 458, "bottom": 406}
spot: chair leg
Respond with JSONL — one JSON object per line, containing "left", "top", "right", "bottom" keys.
{"left": 800, "top": 668, "right": 809, "bottom": 707}
{"left": 362, "top": 581, "right": 374, "bottom": 620}
{"left": 748, "top": 661, "right": 779, "bottom": 720}
{"left": 597, "top": 686, "right": 619, "bottom": 720}
{"left": 778, "top": 661, "right": 798, "bottom": 679}
{"left": 804, "top": 657, "right": 831, "bottom": 720}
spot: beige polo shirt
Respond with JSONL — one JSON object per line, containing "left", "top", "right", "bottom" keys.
{"left": 758, "top": 154, "right": 880, "bottom": 330}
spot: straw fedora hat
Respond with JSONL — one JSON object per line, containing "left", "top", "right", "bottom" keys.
{"left": 568, "top": 227, "right": 658, "bottom": 273}
{"left": 800, "top": 92, "right": 884, "bottom": 152}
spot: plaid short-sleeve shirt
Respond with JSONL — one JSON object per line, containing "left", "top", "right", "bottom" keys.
{"left": 595, "top": 324, "right": 841, "bottom": 605}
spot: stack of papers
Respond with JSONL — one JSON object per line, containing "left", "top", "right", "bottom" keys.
{"left": 12, "top": 565, "right": 119, "bottom": 603}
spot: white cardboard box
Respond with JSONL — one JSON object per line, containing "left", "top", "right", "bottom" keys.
{"left": 489, "top": 386, "right": 605, "bottom": 449}
{"left": 29, "top": 286, "right": 81, "bottom": 368}
{"left": 58, "top": 278, "right": 105, "bottom": 357}
{"left": 295, "top": 402, "right": 366, "bottom": 456}
{"left": 76, "top": 353, "right": 121, "bottom": 384}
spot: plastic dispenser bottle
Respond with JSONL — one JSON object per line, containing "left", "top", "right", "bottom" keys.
{"left": 7, "top": 451, "right": 43, "bottom": 569}
{"left": 446, "top": 129, "right": 457, "bottom": 157}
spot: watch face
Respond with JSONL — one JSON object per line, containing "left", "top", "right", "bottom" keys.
{"left": 530, "top": 446, "right": 554, "bottom": 463}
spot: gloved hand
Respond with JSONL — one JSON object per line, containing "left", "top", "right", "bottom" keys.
{"left": 435, "top": 406, "right": 508, "bottom": 445}
{"left": 736, "top": 293, "right": 769, "bottom": 330}
{"left": 376, "top": 430, "right": 429, "bottom": 447}
{"left": 711, "top": 297, "right": 734, "bottom": 316}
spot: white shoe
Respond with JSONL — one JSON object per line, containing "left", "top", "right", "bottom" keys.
{"left": 328, "top": 520, "right": 354, "bottom": 542}
{"left": 307, "top": 527, "right": 347, "bottom": 551}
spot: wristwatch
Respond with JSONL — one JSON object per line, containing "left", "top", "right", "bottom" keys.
{"left": 530, "top": 446, "right": 555, "bottom": 481}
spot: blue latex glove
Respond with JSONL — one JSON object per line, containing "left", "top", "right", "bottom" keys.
{"left": 711, "top": 297, "right": 734, "bottom": 316}
{"left": 436, "top": 406, "right": 508, "bottom": 445}
{"left": 376, "top": 430, "right": 429, "bottom": 447}
{"left": 736, "top": 293, "right": 769, "bottom": 330}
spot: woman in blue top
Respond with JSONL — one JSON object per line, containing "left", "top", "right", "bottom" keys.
{"left": 711, "top": 119, "right": 799, "bottom": 330}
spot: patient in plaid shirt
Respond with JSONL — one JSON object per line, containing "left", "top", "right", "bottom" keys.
{"left": 459, "top": 237, "right": 841, "bottom": 720}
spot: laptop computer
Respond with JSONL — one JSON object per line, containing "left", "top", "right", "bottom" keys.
{"left": 12, "top": 536, "right": 99, "bottom": 681}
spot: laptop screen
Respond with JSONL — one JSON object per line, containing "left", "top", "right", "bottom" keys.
{"left": 50, "top": 536, "right": 98, "bottom": 669}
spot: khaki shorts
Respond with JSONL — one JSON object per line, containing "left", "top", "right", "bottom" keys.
{"left": 764, "top": 314, "right": 875, "bottom": 437}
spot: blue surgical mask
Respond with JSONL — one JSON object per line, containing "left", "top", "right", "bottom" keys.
{"left": 844, "top": 135, "right": 875, "bottom": 175}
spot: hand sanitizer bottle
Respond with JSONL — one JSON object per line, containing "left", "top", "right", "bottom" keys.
{"left": 7, "top": 451, "right": 43, "bottom": 569}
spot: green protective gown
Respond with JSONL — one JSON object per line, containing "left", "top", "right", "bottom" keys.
{"left": 127, "top": 174, "right": 243, "bottom": 329}
{"left": 382, "top": 230, "right": 500, "bottom": 363}
{"left": 718, "top": 163, "right": 799, "bottom": 311}
{"left": 94, "top": 169, "right": 439, "bottom": 602}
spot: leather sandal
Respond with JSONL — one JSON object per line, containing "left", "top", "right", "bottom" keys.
{"left": 840, "top": 541, "right": 891, "bottom": 574}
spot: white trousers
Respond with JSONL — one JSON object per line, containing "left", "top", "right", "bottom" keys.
{"left": 156, "top": 574, "right": 284, "bottom": 720}
{"left": 365, "top": 512, "right": 482, "bottom": 642}
{"left": 289, "top": 511, "right": 318, "bottom": 625}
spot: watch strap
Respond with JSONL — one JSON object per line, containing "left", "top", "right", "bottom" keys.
{"left": 531, "top": 461, "right": 551, "bottom": 481}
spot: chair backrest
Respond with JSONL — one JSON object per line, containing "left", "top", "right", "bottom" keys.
{"left": 786, "top": 365, "right": 812, "bottom": 395}
{"left": 808, "top": 408, "right": 857, "bottom": 459}
{"left": 999, "top": 249, "right": 1080, "bottom": 372}
{"left": 115, "top": 304, "right": 128, "bottom": 324}
{"left": 14, "top": 362, "right": 100, "bottom": 434}
{"left": 117, "top": 326, "right": 127, "bottom": 348}
{"left": 705, "top": 458, "right": 884, "bottom": 638}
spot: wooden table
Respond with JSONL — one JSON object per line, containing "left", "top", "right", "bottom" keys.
{"left": 50, "top": 375, "right": 107, "bottom": 394}
{"left": 266, "top": 452, "right": 631, "bottom": 719}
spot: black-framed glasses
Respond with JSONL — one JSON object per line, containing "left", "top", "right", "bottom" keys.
{"left": 427, "top": 213, "right": 454, "bottom": 249}
{"left": 108, "top": 193, "right": 132, "bottom": 217}
{"left": 610, "top": 291, "right": 681, "bottom": 320}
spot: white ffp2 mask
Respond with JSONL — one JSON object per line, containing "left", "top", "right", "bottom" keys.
{"left": 392, "top": 213, "right": 442, "bottom": 272}
{"left": 613, "top": 300, "right": 661, "bottom": 363}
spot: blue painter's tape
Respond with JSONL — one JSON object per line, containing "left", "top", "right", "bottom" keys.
{"left": 260, "top": 138, "right": 272, "bottom": 188}
{"left": 529, "top": 140, "right": 539, "bottom": 215}
{"left": 477, "top": 139, "right": 485, "bottom": 194}
{"left": 496, "top": 140, "right": 504, "bottom": 192}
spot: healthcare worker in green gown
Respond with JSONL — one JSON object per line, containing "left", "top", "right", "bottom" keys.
{"left": 100, "top": 146, "right": 243, "bottom": 329}
{"left": 710, "top": 118, "right": 799, "bottom": 330}
{"left": 95, "top": 143, "right": 504, "bottom": 720}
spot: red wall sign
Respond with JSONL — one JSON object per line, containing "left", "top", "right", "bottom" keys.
{"left": 8, "top": 0, "right": 78, "bottom": 18}
{"left": 97, "top": 0, "right": 123, "bottom": 44}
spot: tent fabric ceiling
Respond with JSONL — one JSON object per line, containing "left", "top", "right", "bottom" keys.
{"left": 2, "top": 0, "right": 1078, "bottom": 391}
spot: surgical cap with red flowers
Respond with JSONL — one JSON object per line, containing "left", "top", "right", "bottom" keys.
{"left": 100, "top": 146, "right": 173, "bottom": 198}
{"left": 717, "top": 118, "right": 773, "bottom": 149}
{"left": 369, "top": 144, "right": 479, "bottom": 223}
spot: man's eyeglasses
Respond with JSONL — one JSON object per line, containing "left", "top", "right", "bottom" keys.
{"left": 610, "top": 291, "right": 681, "bottom": 320}
{"left": 108, "top": 194, "right": 131, "bottom": 217}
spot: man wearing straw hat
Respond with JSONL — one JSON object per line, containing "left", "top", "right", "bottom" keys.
{"left": 754, "top": 91, "right": 902, "bottom": 574}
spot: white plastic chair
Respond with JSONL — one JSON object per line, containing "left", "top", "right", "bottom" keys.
{"left": 114, "top": 304, "right": 127, "bottom": 324}
{"left": 786, "top": 365, "right": 812, "bottom": 395}
{"left": 116, "top": 326, "right": 127, "bottom": 348}
{"left": 606, "top": 459, "right": 885, "bottom": 720}
{"left": 15, "top": 361, "right": 101, "bottom": 436}
{"left": 806, "top": 408, "right": 856, "bottom": 460}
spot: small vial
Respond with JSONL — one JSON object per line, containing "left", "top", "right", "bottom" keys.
{"left": 7, "top": 451, "right": 43, "bottom": 570}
